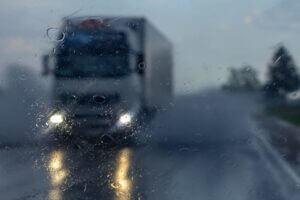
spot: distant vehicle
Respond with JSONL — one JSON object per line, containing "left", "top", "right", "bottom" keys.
{"left": 42, "top": 16, "right": 173, "bottom": 141}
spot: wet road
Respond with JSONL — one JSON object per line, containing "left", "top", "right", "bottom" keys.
{"left": 1, "top": 91, "right": 300, "bottom": 200}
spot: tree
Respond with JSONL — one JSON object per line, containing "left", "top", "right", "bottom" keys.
{"left": 222, "top": 65, "right": 260, "bottom": 92}
{"left": 264, "top": 45, "right": 300, "bottom": 99}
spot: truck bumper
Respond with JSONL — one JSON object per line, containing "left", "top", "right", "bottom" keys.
{"left": 47, "top": 116, "right": 137, "bottom": 141}
{"left": 45, "top": 107, "right": 146, "bottom": 142}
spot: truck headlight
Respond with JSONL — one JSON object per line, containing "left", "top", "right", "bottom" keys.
{"left": 49, "top": 113, "right": 64, "bottom": 125}
{"left": 118, "top": 113, "right": 132, "bottom": 126}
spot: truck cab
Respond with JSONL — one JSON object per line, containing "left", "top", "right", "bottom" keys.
{"left": 43, "top": 16, "right": 172, "bottom": 140}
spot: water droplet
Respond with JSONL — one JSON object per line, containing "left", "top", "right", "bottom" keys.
{"left": 93, "top": 95, "right": 106, "bottom": 104}
{"left": 219, "top": 153, "right": 229, "bottom": 161}
{"left": 46, "top": 27, "right": 65, "bottom": 42}
{"left": 279, "top": 136, "right": 287, "bottom": 144}
{"left": 275, "top": 56, "right": 281, "bottom": 64}
{"left": 281, "top": 151, "right": 288, "bottom": 158}
{"left": 111, "top": 182, "right": 121, "bottom": 189}
{"left": 138, "top": 62, "right": 146, "bottom": 70}
{"left": 19, "top": 74, "right": 26, "bottom": 80}
{"left": 71, "top": 94, "right": 78, "bottom": 101}
{"left": 246, "top": 138, "right": 252, "bottom": 145}
{"left": 179, "top": 147, "right": 190, "bottom": 152}
{"left": 248, "top": 189, "right": 255, "bottom": 195}
{"left": 292, "top": 92, "right": 298, "bottom": 97}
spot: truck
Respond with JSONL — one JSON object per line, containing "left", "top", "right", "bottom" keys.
{"left": 42, "top": 16, "right": 173, "bottom": 142}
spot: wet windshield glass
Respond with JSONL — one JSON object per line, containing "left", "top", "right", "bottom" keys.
{"left": 55, "top": 54, "right": 130, "bottom": 78}
{"left": 1, "top": 1, "right": 300, "bottom": 200}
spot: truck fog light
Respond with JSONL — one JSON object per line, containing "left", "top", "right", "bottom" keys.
{"left": 119, "top": 113, "right": 132, "bottom": 125}
{"left": 49, "top": 113, "right": 64, "bottom": 124}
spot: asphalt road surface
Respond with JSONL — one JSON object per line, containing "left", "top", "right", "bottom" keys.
{"left": 1, "top": 91, "right": 300, "bottom": 200}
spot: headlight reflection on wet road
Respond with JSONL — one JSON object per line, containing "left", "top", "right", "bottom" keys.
{"left": 48, "top": 150, "right": 69, "bottom": 200}
{"left": 111, "top": 148, "right": 133, "bottom": 200}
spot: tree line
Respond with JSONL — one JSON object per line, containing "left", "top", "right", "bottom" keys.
{"left": 222, "top": 45, "right": 300, "bottom": 101}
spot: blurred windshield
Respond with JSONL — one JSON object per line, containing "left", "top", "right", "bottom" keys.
{"left": 1, "top": 1, "right": 300, "bottom": 200}
{"left": 55, "top": 54, "right": 130, "bottom": 78}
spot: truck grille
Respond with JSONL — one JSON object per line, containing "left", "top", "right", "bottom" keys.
{"left": 71, "top": 113, "right": 115, "bottom": 129}
{"left": 57, "top": 93, "right": 121, "bottom": 130}
{"left": 59, "top": 93, "right": 120, "bottom": 106}
{"left": 73, "top": 113, "right": 113, "bottom": 120}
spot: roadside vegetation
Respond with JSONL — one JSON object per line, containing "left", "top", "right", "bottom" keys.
{"left": 263, "top": 45, "right": 300, "bottom": 126}
{"left": 266, "top": 105, "right": 300, "bottom": 126}
{"left": 222, "top": 44, "right": 300, "bottom": 126}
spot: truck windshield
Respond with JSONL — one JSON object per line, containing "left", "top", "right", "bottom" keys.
{"left": 55, "top": 53, "right": 130, "bottom": 78}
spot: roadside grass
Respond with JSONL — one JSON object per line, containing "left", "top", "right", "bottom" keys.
{"left": 266, "top": 105, "right": 300, "bottom": 126}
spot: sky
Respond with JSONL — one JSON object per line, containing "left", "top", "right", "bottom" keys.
{"left": 0, "top": 0, "right": 300, "bottom": 94}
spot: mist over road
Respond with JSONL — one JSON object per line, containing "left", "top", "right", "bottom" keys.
{"left": 1, "top": 77, "right": 299, "bottom": 199}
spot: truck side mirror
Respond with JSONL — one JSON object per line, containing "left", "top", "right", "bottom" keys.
{"left": 42, "top": 54, "right": 50, "bottom": 76}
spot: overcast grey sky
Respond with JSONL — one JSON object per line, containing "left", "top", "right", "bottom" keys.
{"left": 1, "top": 0, "right": 300, "bottom": 94}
